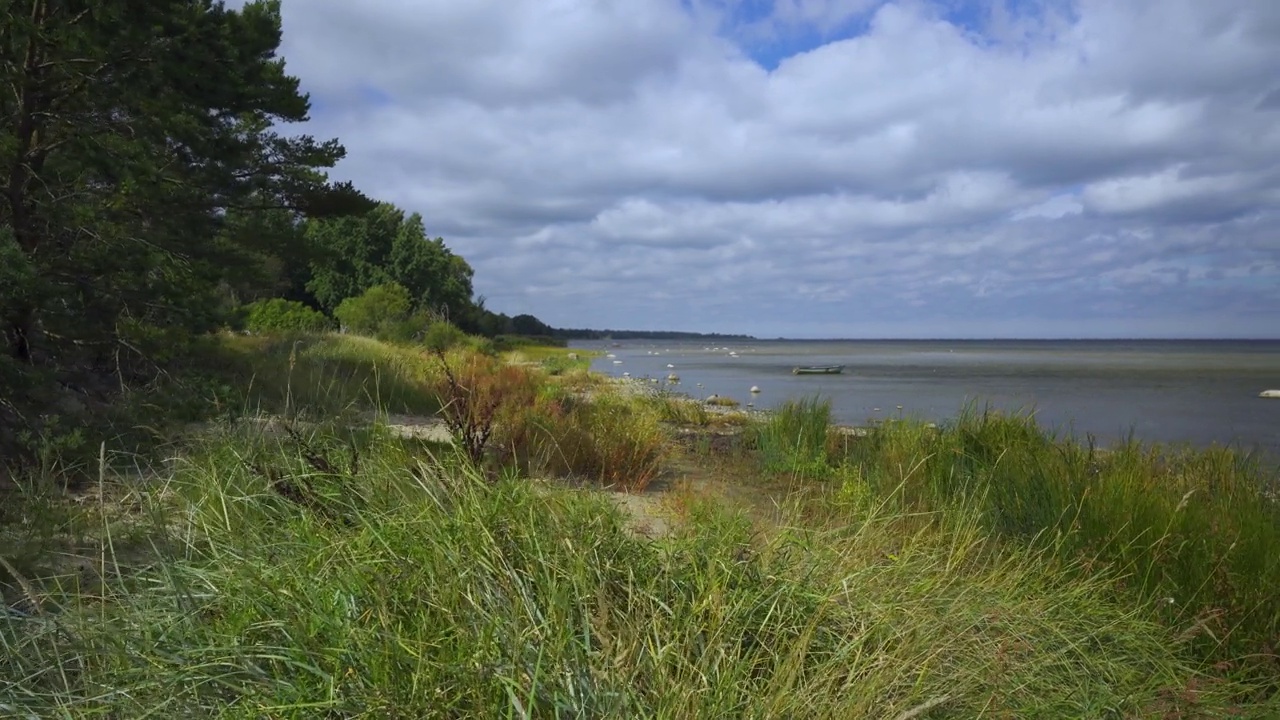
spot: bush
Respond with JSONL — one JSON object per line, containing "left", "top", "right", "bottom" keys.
{"left": 492, "top": 334, "right": 567, "bottom": 352}
{"left": 334, "top": 283, "right": 412, "bottom": 336}
{"left": 423, "top": 320, "right": 468, "bottom": 352}
{"left": 429, "top": 350, "right": 539, "bottom": 464}
{"left": 242, "top": 298, "right": 331, "bottom": 334}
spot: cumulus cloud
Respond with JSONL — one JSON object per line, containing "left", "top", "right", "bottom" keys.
{"left": 252, "top": 0, "right": 1279, "bottom": 337}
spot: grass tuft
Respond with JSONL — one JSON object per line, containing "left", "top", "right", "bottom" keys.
{"left": 750, "top": 396, "right": 834, "bottom": 479}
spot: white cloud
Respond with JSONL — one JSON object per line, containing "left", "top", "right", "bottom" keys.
{"left": 1081, "top": 166, "right": 1262, "bottom": 218}
{"left": 262, "top": 0, "right": 1280, "bottom": 337}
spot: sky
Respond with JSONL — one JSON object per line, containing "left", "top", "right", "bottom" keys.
{"left": 241, "top": 0, "right": 1279, "bottom": 338}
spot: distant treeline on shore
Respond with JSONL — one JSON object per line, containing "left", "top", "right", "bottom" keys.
{"left": 554, "top": 328, "right": 757, "bottom": 341}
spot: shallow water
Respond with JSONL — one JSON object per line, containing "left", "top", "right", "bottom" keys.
{"left": 576, "top": 339, "right": 1280, "bottom": 456}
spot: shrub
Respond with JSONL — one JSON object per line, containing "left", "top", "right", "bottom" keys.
{"left": 492, "top": 334, "right": 567, "bottom": 352}
{"left": 242, "top": 298, "right": 331, "bottom": 334}
{"left": 334, "top": 283, "right": 412, "bottom": 336}
{"left": 423, "top": 320, "right": 468, "bottom": 352}
{"left": 429, "top": 350, "right": 539, "bottom": 464}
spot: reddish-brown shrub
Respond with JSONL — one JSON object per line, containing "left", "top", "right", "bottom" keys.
{"left": 430, "top": 350, "right": 538, "bottom": 464}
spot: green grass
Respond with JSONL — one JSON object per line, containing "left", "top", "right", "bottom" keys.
{"left": 654, "top": 394, "right": 712, "bottom": 427}
{"left": 5, "top": 335, "right": 1280, "bottom": 716}
{"left": 3, "top": 421, "right": 1272, "bottom": 717}
{"left": 223, "top": 333, "right": 445, "bottom": 418}
{"left": 750, "top": 395, "right": 834, "bottom": 479}
{"left": 94, "top": 333, "right": 444, "bottom": 461}
{"left": 832, "top": 405, "right": 1280, "bottom": 681}
{"left": 503, "top": 345, "right": 595, "bottom": 376}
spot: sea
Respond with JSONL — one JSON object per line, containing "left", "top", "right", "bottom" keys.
{"left": 574, "top": 339, "right": 1280, "bottom": 458}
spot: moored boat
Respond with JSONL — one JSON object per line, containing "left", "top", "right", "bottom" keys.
{"left": 792, "top": 365, "right": 844, "bottom": 375}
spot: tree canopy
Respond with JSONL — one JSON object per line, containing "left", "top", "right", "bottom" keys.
{"left": 0, "top": 0, "right": 370, "bottom": 448}
{"left": 304, "top": 202, "right": 474, "bottom": 322}
{"left": 0, "top": 0, "right": 551, "bottom": 460}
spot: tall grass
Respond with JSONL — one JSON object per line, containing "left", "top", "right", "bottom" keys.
{"left": 751, "top": 396, "right": 833, "bottom": 479}
{"left": 225, "top": 333, "right": 445, "bottom": 418}
{"left": 654, "top": 394, "right": 711, "bottom": 426}
{"left": 836, "top": 405, "right": 1280, "bottom": 679}
{"left": 517, "top": 394, "right": 670, "bottom": 491}
{"left": 3, "top": 422, "right": 1271, "bottom": 717}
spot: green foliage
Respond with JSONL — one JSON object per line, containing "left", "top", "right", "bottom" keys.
{"left": 751, "top": 396, "right": 833, "bottom": 479}
{"left": 305, "top": 203, "right": 474, "bottom": 321}
{"left": 1, "top": 423, "right": 1270, "bottom": 716}
{"left": 835, "top": 407, "right": 1280, "bottom": 679}
{"left": 423, "top": 320, "right": 467, "bottom": 352}
{"left": 510, "top": 313, "right": 554, "bottom": 336}
{"left": 333, "top": 282, "right": 413, "bottom": 336}
{"left": 538, "top": 354, "right": 578, "bottom": 376}
{"left": 0, "top": 0, "right": 371, "bottom": 464}
{"left": 242, "top": 298, "right": 331, "bottom": 334}
{"left": 0, "top": 227, "right": 35, "bottom": 319}
{"left": 219, "top": 333, "right": 443, "bottom": 419}
{"left": 214, "top": 206, "right": 321, "bottom": 308}
{"left": 491, "top": 334, "right": 568, "bottom": 352}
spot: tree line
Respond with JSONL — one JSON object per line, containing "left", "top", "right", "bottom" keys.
{"left": 0, "top": 0, "right": 548, "bottom": 458}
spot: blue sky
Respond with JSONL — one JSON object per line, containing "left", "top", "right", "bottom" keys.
{"left": 242, "top": 0, "right": 1280, "bottom": 338}
{"left": 712, "top": 0, "right": 877, "bottom": 69}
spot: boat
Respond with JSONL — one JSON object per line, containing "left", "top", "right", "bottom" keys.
{"left": 792, "top": 365, "right": 845, "bottom": 375}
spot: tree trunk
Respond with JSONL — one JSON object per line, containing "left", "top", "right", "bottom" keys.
{"left": 2, "top": 0, "right": 50, "bottom": 364}
{"left": 4, "top": 309, "right": 34, "bottom": 362}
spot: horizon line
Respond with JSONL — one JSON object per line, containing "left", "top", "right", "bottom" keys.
{"left": 568, "top": 334, "right": 1280, "bottom": 342}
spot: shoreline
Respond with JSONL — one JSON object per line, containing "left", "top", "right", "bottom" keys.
{"left": 575, "top": 337, "right": 1280, "bottom": 458}
{"left": 600, "top": 373, "right": 1277, "bottom": 466}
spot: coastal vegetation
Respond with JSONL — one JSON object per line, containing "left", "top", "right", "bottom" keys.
{"left": 3, "top": 1, "right": 1279, "bottom": 717}
{"left": 3, "top": 331, "right": 1280, "bottom": 717}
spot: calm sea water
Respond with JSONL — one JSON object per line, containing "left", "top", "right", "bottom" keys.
{"left": 575, "top": 339, "right": 1280, "bottom": 456}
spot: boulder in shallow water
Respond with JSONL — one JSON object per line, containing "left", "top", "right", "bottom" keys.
{"left": 1261, "top": 390, "right": 1280, "bottom": 399}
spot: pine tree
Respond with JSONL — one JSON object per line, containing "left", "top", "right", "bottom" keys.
{"left": 0, "top": 0, "right": 371, "bottom": 451}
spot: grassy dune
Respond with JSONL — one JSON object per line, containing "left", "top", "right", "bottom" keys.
{"left": 2, "top": 334, "right": 1278, "bottom": 717}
